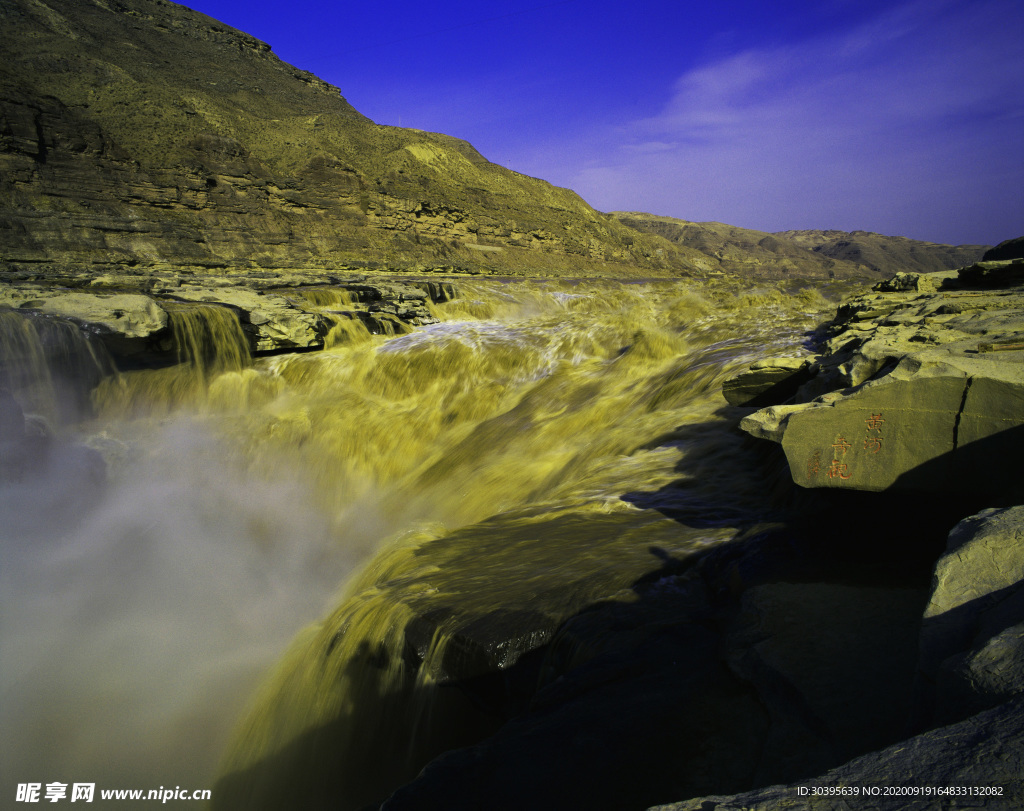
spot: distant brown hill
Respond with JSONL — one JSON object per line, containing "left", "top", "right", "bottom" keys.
{"left": 775, "top": 229, "right": 989, "bottom": 275}
{"left": 612, "top": 214, "right": 989, "bottom": 280}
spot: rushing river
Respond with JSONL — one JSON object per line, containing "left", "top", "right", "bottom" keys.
{"left": 0, "top": 277, "right": 846, "bottom": 806}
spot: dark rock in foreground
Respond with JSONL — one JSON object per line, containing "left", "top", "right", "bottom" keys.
{"left": 651, "top": 697, "right": 1024, "bottom": 811}
{"left": 654, "top": 506, "right": 1024, "bottom": 811}
{"left": 377, "top": 265, "right": 1024, "bottom": 811}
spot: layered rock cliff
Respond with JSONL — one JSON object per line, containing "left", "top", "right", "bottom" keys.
{"left": 0, "top": 0, "right": 699, "bottom": 278}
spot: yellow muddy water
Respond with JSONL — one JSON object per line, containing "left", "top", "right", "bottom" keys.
{"left": 0, "top": 278, "right": 846, "bottom": 803}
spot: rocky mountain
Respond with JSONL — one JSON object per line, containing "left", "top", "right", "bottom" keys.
{"left": 775, "top": 228, "right": 989, "bottom": 275}
{"left": 0, "top": 0, "right": 991, "bottom": 281}
{"left": 0, "top": 0, "right": 697, "bottom": 278}
{"left": 612, "top": 212, "right": 989, "bottom": 280}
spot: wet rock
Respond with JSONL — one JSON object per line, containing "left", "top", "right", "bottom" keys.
{"left": 722, "top": 358, "right": 813, "bottom": 407}
{"left": 383, "top": 594, "right": 770, "bottom": 811}
{"left": 405, "top": 608, "right": 556, "bottom": 681}
{"left": 168, "top": 285, "right": 325, "bottom": 353}
{"left": 0, "top": 270, "right": 458, "bottom": 365}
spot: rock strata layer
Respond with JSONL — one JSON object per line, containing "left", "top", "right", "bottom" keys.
{"left": 0, "top": 0, "right": 991, "bottom": 280}
{"left": 0, "top": 268, "right": 457, "bottom": 367}
{"left": 0, "top": 0, "right": 701, "bottom": 279}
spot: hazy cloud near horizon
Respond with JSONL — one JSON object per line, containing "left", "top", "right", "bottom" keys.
{"left": 555, "top": 0, "right": 1023, "bottom": 245}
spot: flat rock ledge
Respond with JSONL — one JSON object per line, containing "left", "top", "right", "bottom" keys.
{"left": 0, "top": 268, "right": 457, "bottom": 364}
{"left": 730, "top": 259, "right": 1024, "bottom": 500}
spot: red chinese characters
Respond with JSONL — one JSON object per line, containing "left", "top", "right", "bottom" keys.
{"left": 863, "top": 412, "right": 884, "bottom": 453}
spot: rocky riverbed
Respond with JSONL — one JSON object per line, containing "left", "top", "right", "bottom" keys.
{"left": 3, "top": 264, "right": 1023, "bottom": 809}
{"left": 357, "top": 260, "right": 1024, "bottom": 809}
{"left": 648, "top": 257, "right": 1024, "bottom": 810}
{"left": 0, "top": 267, "right": 456, "bottom": 366}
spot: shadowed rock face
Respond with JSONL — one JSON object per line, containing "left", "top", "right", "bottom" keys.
{"left": 0, "top": 0, "right": 705, "bottom": 278}
{"left": 983, "top": 236, "right": 1024, "bottom": 262}
{"left": 919, "top": 507, "right": 1024, "bottom": 728}
{"left": 652, "top": 507, "right": 1024, "bottom": 811}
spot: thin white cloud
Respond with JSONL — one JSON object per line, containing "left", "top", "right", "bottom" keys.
{"left": 568, "top": 0, "right": 1024, "bottom": 243}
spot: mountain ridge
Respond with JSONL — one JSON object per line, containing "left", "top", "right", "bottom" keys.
{"left": 0, "top": 0, "right": 992, "bottom": 279}
{"left": 611, "top": 212, "right": 988, "bottom": 279}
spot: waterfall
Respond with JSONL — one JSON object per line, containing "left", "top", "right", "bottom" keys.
{"left": 0, "top": 277, "right": 839, "bottom": 805}
{"left": 0, "top": 308, "right": 113, "bottom": 429}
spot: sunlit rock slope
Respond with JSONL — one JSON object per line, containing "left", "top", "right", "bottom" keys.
{"left": 0, "top": 0, "right": 701, "bottom": 278}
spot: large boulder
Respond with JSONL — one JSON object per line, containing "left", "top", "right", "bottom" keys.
{"left": 169, "top": 285, "right": 325, "bottom": 353}
{"left": 740, "top": 354, "right": 1024, "bottom": 500}
{"left": 725, "top": 583, "right": 925, "bottom": 783}
{"left": 917, "top": 506, "right": 1024, "bottom": 727}
{"left": 737, "top": 262, "right": 1024, "bottom": 498}
{"left": 722, "top": 358, "right": 814, "bottom": 407}
{"left": 0, "top": 289, "right": 170, "bottom": 360}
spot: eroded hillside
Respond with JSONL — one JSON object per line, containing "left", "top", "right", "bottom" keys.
{"left": 0, "top": 0, "right": 693, "bottom": 277}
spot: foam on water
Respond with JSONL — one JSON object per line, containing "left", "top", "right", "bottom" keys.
{"left": 0, "top": 278, "right": 843, "bottom": 803}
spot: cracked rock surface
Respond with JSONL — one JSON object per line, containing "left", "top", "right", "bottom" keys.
{"left": 734, "top": 260, "right": 1024, "bottom": 500}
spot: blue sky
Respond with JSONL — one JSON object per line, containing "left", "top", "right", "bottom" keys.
{"left": 187, "top": 0, "right": 1023, "bottom": 246}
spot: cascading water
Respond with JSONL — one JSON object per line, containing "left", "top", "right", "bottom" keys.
{"left": 0, "top": 308, "right": 113, "bottom": 429}
{"left": 0, "top": 279, "right": 844, "bottom": 806}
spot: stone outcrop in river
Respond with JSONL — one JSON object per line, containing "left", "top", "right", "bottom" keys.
{"left": 735, "top": 259, "right": 1024, "bottom": 503}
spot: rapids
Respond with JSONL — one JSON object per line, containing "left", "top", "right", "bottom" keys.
{"left": 0, "top": 277, "right": 847, "bottom": 805}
